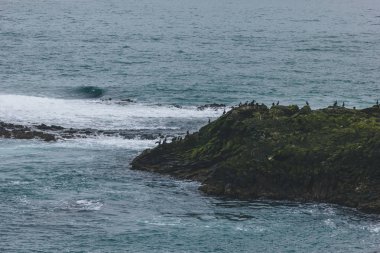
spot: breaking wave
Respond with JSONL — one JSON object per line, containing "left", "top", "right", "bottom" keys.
{"left": 72, "top": 86, "right": 106, "bottom": 98}
{"left": 0, "top": 94, "right": 223, "bottom": 130}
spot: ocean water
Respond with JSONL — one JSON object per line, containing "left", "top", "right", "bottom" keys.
{"left": 1, "top": 0, "right": 380, "bottom": 252}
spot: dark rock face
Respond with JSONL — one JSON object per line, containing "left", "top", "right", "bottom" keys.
{"left": 0, "top": 122, "right": 56, "bottom": 141}
{"left": 132, "top": 104, "right": 380, "bottom": 214}
{"left": 0, "top": 121, "right": 174, "bottom": 142}
{"left": 197, "top": 103, "right": 226, "bottom": 111}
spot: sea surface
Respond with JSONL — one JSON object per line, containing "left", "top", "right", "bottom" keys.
{"left": 1, "top": 0, "right": 380, "bottom": 252}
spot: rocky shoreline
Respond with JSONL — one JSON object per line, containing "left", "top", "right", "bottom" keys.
{"left": 0, "top": 122, "right": 172, "bottom": 142}
{"left": 131, "top": 104, "right": 380, "bottom": 214}
{"left": 0, "top": 122, "right": 57, "bottom": 141}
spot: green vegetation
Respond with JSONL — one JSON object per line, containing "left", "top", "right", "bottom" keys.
{"left": 132, "top": 104, "right": 380, "bottom": 213}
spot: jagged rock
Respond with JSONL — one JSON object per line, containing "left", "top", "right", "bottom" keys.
{"left": 0, "top": 122, "right": 57, "bottom": 141}
{"left": 197, "top": 103, "right": 226, "bottom": 111}
{"left": 35, "top": 124, "right": 65, "bottom": 131}
{"left": 131, "top": 104, "right": 380, "bottom": 214}
{"left": 0, "top": 121, "right": 170, "bottom": 142}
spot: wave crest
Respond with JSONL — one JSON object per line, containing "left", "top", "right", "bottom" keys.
{"left": 0, "top": 94, "right": 223, "bottom": 130}
{"left": 73, "top": 86, "right": 105, "bottom": 98}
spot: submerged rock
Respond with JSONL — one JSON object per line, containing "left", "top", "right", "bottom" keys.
{"left": 131, "top": 104, "right": 380, "bottom": 214}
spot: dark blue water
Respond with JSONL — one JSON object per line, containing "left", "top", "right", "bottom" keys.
{"left": 1, "top": 0, "right": 380, "bottom": 252}
{"left": 2, "top": 0, "right": 380, "bottom": 107}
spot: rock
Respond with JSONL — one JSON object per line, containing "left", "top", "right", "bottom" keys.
{"left": 0, "top": 122, "right": 57, "bottom": 141}
{"left": 35, "top": 124, "right": 64, "bottom": 131}
{"left": 0, "top": 121, "right": 169, "bottom": 142}
{"left": 197, "top": 103, "right": 226, "bottom": 111}
{"left": 121, "top": 98, "right": 135, "bottom": 102}
{"left": 116, "top": 98, "right": 135, "bottom": 105}
{"left": 131, "top": 104, "right": 380, "bottom": 214}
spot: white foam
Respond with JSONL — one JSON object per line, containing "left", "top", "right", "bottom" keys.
{"left": 55, "top": 136, "right": 156, "bottom": 150}
{"left": 0, "top": 94, "right": 223, "bottom": 130}
{"left": 144, "top": 217, "right": 182, "bottom": 226}
{"left": 75, "top": 199, "right": 103, "bottom": 211}
{"left": 0, "top": 135, "right": 157, "bottom": 150}
{"left": 367, "top": 224, "right": 380, "bottom": 233}
{"left": 323, "top": 218, "right": 337, "bottom": 229}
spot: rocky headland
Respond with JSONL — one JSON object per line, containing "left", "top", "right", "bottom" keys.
{"left": 131, "top": 104, "right": 380, "bottom": 214}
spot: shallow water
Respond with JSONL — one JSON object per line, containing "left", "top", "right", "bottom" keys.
{"left": 1, "top": 0, "right": 380, "bottom": 252}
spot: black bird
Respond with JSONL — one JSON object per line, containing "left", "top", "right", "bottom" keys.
{"left": 333, "top": 101, "right": 338, "bottom": 107}
{"left": 208, "top": 118, "right": 211, "bottom": 124}
{"left": 272, "top": 102, "right": 275, "bottom": 107}
{"left": 306, "top": 101, "right": 309, "bottom": 106}
{"left": 342, "top": 102, "right": 345, "bottom": 107}
{"left": 186, "top": 130, "right": 189, "bottom": 136}
{"left": 276, "top": 101, "right": 279, "bottom": 106}
{"left": 377, "top": 100, "right": 379, "bottom": 106}
{"left": 223, "top": 109, "right": 226, "bottom": 115}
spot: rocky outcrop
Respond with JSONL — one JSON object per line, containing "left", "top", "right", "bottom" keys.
{"left": 197, "top": 103, "right": 226, "bottom": 111}
{"left": 0, "top": 121, "right": 175, "bottom": 142}
{"left": 132, "top": 104, "right": 380, "bottom": 214}
{"left": 0, "top": 122, "right": 57, "bottom": 141}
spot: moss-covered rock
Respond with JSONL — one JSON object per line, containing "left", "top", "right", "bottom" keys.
{"left": 131, "top": 104, "right": 380, "bottom": 214}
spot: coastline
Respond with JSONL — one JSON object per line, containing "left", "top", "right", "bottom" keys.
{"left": 132, "top": 103, "right": 380, "bottom": 214}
